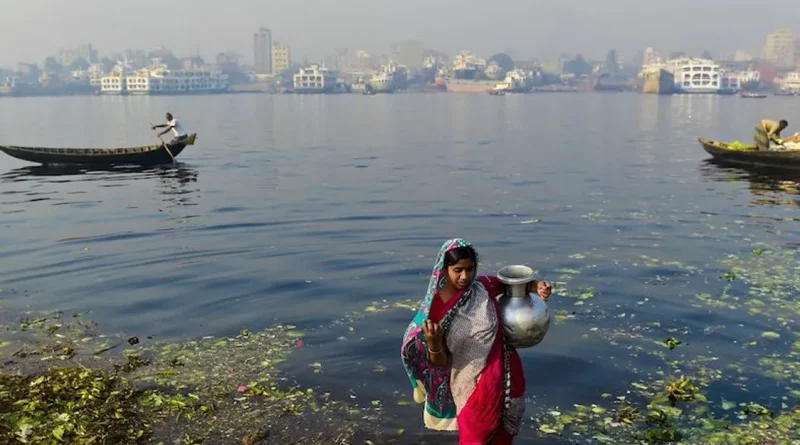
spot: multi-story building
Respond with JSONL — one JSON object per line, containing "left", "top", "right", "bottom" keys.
{"left": 15, "top": 63, "right": 39, "bottom": 79}
{"left": 87, "top": 64, "right": 105, "bottom": 88}
{"left": 398, "top": 40, "right": 424, "bottom": 71}
{"left": 253, "top": 27, "right": 272, "bottom": 74}
{"left": 271, "top": 43, "right": 291, "bottom": 74}
{"left": 718, "top": 60, "right": 755, "bottom": 73}
{"left": 761, "top": 29, "right": 795, "bottom": 69}
{"left": 795, "top": 39, "right": 800, "bottom": 70}
{"left": 57, "top": 44, "right": 97, "bottom": 67}
{"left": 181, "top": 57, "right": 205, "bottom": 71}
{"left": 643, "top": 47, "right": 661, "bottom": 66}
{"left": 728, "top": 50, "right": 754, "bottom": 62}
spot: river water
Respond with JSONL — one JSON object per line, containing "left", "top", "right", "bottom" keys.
{"left": 1, "top": 93, "right": 800, "bottom": 443}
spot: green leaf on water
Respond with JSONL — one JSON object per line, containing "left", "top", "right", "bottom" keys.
{"left": 593, "top": 433, "right": 614, "bottom": 443}
{"left": 761, "top": 331, "right": 781, "bottom": 340}
{"left": 722, "top": 399, "right": 736, "bottom": 410}
{"left": 539, "top": 425, "right": 558, "bottom": 434}
{"left": 392, "top": 301, "right": 417, "bottom": 311}
{"left": 591, "top": 405, "right": 607, "bottom": 414}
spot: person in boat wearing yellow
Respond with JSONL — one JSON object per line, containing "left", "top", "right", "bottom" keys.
{"left": 152, "top": 113, "right": 188, "bottom": 145}
{"left": 754, "top": 119, "right": 788, "bottom": 151}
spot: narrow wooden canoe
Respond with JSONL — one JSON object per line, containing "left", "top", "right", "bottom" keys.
{"left": 0, "top": 133, "right": 196, "bottom": 166}
{"left": 698, "top": 138, "right": 800, "bottom": 169}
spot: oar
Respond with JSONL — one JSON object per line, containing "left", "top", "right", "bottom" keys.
{"left": 150, "top": 123, "right": 176, "bottom": 164}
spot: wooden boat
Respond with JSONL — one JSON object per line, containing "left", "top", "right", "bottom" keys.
{"left": 0, "top": 133, "right": 196, "bottom": 166}
{"left": 698, "top": 138, "right": 800, "bottom": 169}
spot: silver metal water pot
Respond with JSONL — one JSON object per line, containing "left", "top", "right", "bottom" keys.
{"left": 496, "top": 265, "right": 551, "bottom": 348}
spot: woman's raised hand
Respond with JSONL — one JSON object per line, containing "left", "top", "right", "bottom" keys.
{"left": 422, "top": 320, "right": 444, "bottom": 351}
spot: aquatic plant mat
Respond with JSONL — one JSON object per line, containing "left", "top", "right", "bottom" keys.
{"left": 0, "top": 309, "right": 399, "bottom": 444}
{"left": 3, "top": 244, "right": 800, "bottom": 444}
{"left": 525, "top": 244, "right": 800, "bottom": 444}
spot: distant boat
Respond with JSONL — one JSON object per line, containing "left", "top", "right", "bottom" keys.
{"left": 664, "top": 57, "right": 722, "bottom": 94}
{"left": 443, "top": 78, "right": 497, "bottom": 93}
{"left": 639, "top": 66, "right": 674, "bottom": 94}
{"left": 594, "top": 73, "right": 628, "bottom": 92}
{"left": 292, "top": 65, "right": 336, "bottom": 94}
{"left": 367, "top": 62, "right": 407, "bottom": 93}
{"left": 740, "top": 92, "right": 767, "bottom": 99}
{"left": 452, "top": 51, "right": 486, "bottom": 80}
{"left": 100, "top": 59, "right": 228, "bottom": 96}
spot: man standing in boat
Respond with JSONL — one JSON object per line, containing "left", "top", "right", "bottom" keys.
{"left": 152, "top": 113, "right": 188, "bottom": 145}
{"left": 754, "top": 119, "right": 788, "bottom": 151}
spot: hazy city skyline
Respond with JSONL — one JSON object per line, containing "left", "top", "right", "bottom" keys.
{"left": 1, "top": 0, "right": 799, "bottom": 67}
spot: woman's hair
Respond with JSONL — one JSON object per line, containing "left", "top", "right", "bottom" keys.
{"left": 443, "top": 246, "right": 477, "bottom": 268}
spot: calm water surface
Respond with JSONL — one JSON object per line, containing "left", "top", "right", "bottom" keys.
{"left": 1, "top": 93, "right": 800, "bottom": 442}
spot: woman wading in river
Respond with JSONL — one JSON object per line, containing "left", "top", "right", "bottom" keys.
{"left": 401, "top": 238, "right": 551, "bottom": 444}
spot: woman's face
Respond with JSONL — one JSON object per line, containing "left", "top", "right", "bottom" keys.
{"left": 446, "top": 258, "right": 475, "bottom": 290}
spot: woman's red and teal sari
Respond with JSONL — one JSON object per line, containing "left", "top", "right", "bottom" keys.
{"left": 401, "top": 238, "right": 525, "bottom": 444}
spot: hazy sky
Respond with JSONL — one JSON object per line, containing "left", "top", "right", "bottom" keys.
{"left": 1, "top": 0, "right": 798, "bottom": 66}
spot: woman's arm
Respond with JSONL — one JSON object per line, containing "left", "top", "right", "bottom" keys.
{"left": 479, "top": 275, "right": 552, "bottom": 301}
{"left": 427, "top": 342, "right": 448, "bottom": 367}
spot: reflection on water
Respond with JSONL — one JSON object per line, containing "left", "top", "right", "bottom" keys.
{"left": 699, "top": 159, "right": 800, "bottom": 207}
{"left": 1, "top": 162, "right": 198, "bottom": 181}
{"left": 0, "top": 163, "right": 199, "bottom": 218}
{"left": 1, "top": 163, "right": 199, "bottom": 207}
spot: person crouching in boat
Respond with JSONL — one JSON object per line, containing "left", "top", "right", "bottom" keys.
{"left": 152, "top": 113, "right": 188, "bottom": 145}
{"left": 401, "top": 238, "right": 552, "bottom": 444}
{"left": 754, "top": 119, "right": 788, "bottom": 151}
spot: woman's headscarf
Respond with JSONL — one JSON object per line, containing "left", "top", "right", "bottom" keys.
{"left": 401, "top": 238, "right": 479, "bottom": 399}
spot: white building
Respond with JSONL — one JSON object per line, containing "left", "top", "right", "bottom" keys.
{"left": 664, "top": 57, "right": 721, "bottom": 94}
